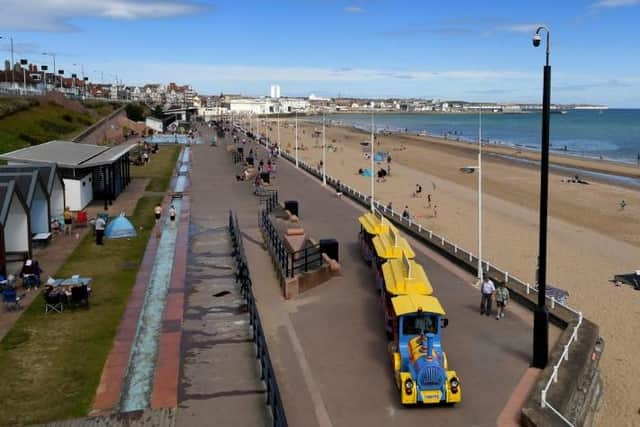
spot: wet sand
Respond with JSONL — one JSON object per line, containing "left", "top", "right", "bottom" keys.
{"left": 253, "top": 118, "right": 640, "bottom": 426}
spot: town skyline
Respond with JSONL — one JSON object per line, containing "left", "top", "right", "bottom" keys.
{"left": 1, "top": 1, "right": 639, "bottom": 107}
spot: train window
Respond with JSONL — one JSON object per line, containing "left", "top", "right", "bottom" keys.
{"left": 403, "top": 314, "right": 439, "bottom": 335}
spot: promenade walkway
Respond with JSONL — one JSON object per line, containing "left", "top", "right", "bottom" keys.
{"left": 183, "top": 125, "right": 560, "bottom": 427}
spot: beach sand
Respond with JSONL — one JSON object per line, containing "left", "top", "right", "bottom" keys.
{"left": 253, "top": 118, "right": 640, "bottom": 426}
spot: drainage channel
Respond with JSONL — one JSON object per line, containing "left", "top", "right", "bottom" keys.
{"left": 119, "top": 146, "right": 189, "bottom": 412}
{"left": 119, "top": 197, "right": 182, "bottom": 412}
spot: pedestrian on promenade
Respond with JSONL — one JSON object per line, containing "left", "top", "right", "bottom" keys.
{"left": 386, "top": 201, "right": 393, "bottom": 212}
{"left": 336, "top": 180, "right": 343, "bottom": 198}
{"left": 95, "top": 216, "right": 106, "bottom": 245}
{"left": 63, "top": 206, "right": 73, "bottom": 235}
{"left": 169, "top": 205, "right": 177, "bottom": 228}
{"left": 154, "top": 203, "right": 162, "bottom": 224}
{"left": 402, "top": 206, "right": 410, "bottom": 220}
{"left": 480, "top": 276, "right": 495, "bottom": 316}
{"left": 495, "top": 283, "right": 509, "bottom": 319}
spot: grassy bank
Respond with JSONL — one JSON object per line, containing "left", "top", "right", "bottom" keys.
{"left": 0, "top": 98, "right": 116, "bottom": 154}
{"left": 0, "top": 196, "right": 161, "bottom": 425}
{"left": 131, "top": 145, "right": 181, "bottom": 192}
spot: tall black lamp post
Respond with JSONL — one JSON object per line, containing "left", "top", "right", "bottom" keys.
{"left": 532, "top": 25, "right": 551, "bottom": 369}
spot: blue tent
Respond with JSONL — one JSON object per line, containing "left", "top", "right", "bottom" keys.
{"left": 374, "top": 152, "right": 387, "bottom": 162}
{"left": 105, "top": 213, "right": 137, "bottom": 239}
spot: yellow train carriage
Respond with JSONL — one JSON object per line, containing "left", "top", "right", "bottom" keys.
{"left": 381, "top": 253, "right": 432, "bottom": 337}
{"left": 358, "top": 210, "right": 392, "bottom": 264}
{"left": 371, "top": 225, "right": 415, "bottom": 292}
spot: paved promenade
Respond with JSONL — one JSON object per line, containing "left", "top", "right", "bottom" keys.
{"left": 183, "top": 126, "right": 557, "bottom": 427}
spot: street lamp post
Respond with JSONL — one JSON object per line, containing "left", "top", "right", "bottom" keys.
{"left": 1, "top": 36, "right": 15, "bottom": 84}
{"left": 370, "top": 111, "right": 375, "bottom": 212}
{"left": 277, "top": 111, "right": 281, "bottom": 154}
{"left": 295, "top": 111, "right": 299, "bottom": 168}
{"left": 478, "top": 108, "right": 483, "bottom": 282}
{"left": 42, "top": 52, "right": 56, "bottom": 89}
{"left": 322, "top": 112, "right": 327, "bottom": 185}
{"left": 20, "top": 59, "right": 27, "bottom": 93}
{"left": 532, "top": 25, "right": 551, "bottom": 369}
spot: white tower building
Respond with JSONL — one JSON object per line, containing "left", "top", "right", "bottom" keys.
{"left": 270, "top": 84, "right": 281, "bottom": 99}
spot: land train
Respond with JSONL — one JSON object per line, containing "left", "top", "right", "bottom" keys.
{"left": 358, "top": 210, "right": 462, "bottom": 405}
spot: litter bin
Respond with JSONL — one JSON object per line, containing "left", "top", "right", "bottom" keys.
{"left": 260, "top": 172, "right": 270, "bottom": 184}
{"left": 319, "top": 238, "right": 339, "bottom": 262}
{"left": 284, "top": 200, "right": 299, "bottom": 217}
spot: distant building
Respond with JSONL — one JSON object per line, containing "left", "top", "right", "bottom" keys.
{"left": 270, "top": 84, "right": 281, "bottom": 99}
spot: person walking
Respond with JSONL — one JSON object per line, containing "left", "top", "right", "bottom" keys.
{"left": 495, "top": 283, "right": 510, "bottom": 319}
{"left": 402, "top": 206, "right": 410, "bottom": 220}
{"left": 169, "top": 205, "right": 177, "bottom": 228}
{"left": 95, "top": 216, "right": 106, "bottom": 245}
{"left": 387, "top": 155, "right": 392, "bottom": 176}
{"left": 427, "top": 194, "right": 432, "bottom": 208}
{"left": 480, "top": 276, "right": 495, "bottom": 316}
{"left": 63, "top": 207, "right": 73, "bottom": 235}
{"left": 154, "top": 203, "right": 162, "bottom": 224}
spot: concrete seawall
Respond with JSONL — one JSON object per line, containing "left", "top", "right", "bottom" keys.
{"left": 73, "top": 105, "right": 126, "bottom": 145}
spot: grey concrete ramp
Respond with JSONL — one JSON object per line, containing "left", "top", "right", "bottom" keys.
{"left": 176, "top": 216, "right": 270, "bottom": 427}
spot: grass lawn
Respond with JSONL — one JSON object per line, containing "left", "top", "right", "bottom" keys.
{"left": 130, "top": 145, "right": 181, "bottom": 192}
{"left": 0, "top": 196, "right": 162, "bottom": 426}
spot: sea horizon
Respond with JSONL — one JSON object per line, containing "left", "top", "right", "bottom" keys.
{"left": 306, "top": 109, "right": 640, "bottom": 165}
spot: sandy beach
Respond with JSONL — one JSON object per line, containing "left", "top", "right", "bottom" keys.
{"left": 252, "top": 117, "right": 640, "bottom": 426}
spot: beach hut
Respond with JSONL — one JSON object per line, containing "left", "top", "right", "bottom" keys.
{"left": 0, "top": 171, "right": 50, "bottom": 234}
{"left": 105, "top": 214, "right": 137, "bottom": 239}
{"left": 0, "top": 181, "right": 31, "bottom": 275}
{"left": 0, "top": 141, "right": 134, "bottom": 210}
{"left": 0, "top": 164, "right": 66, "bottom": 219}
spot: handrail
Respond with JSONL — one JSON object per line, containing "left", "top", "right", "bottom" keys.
{"left": 540, "top": 311, "right": 583, "bottom": 427}
{"left": 251, "top": 130, "right": 586, "bottom": 425}
{"left": 229, "top": 211, "right": 288, "bottom": 427}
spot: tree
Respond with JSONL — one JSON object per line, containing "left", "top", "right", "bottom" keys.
{"left": 125, "top": 103, "right": 145, "bottom": 122}
{"left": 152, "top": 105, "right": 164, "bottom": 119}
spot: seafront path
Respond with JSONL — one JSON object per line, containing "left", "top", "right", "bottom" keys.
{"left": 182, "top": 125, "right": 560, "bottom": 427}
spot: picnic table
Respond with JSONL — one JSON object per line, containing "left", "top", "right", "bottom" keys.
{"left": 32, "top": 232, "right": 52, "bottom": 247}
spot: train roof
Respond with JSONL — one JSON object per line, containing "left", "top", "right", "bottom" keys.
{"left": 392, "top": 294, "right": 445, "bottom": 317}
{"left": 371, "top": 226, "right": 415, "bottom": 260}
{"left": 358, "top": 211, "right": 390, "bottom": 235}
{"left": 382, "top": 258, "right": 433, "bottom": 296}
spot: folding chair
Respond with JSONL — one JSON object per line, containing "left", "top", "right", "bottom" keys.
{"left": 2, "top": 288, "right": 21, "bottom": 311}
{"left": 70, "top": 285, "right": 90, "bottom": 308}
{"left": 44, "top": 292, "right": 64, "bottom": 314}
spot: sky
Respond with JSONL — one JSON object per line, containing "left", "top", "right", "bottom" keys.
{"left": 0, "top": 0, "right": 639, "bottom": 106}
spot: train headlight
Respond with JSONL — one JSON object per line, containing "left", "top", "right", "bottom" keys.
{"left": 404, "top": 378, "right": 413, "bottom": 395}
{"left": 450, "top": 377, "right": 459, "bottom": 394}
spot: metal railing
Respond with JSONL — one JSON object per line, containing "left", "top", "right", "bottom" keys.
{"left": 253, "top": 134, "right": 587, "bottom": 426}
{"left": 258, "top": 209, "right": 324, "bottom": 279}
{"left": 229, "top": 211, "right": 288, "bottom": 427}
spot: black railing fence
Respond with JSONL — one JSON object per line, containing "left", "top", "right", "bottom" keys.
{"left": 229, "top": 211, "right": 288, "bottom": 427}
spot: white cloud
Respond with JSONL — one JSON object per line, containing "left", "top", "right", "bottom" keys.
{"left": 591, "top": 0, "right": 640, "bottom": 7}
{"left": 344, "top": 6, "right": 365, "bottom": 14}
{"left": 0, "top": 0, "right": 203, "bottom": 32}
{"left": 498, "top": 24, "right": 542, "bottom": 33}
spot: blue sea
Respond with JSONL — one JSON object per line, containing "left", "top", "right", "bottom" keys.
{"left": 315, "top": 110, "right": 640, "bottom": 164}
